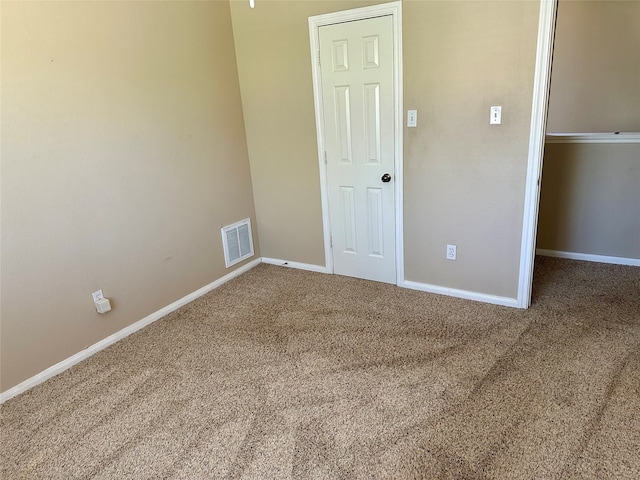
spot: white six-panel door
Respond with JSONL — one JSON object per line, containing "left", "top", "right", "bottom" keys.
{"left": 319, "top": 15, "right": 396, "bottom": 284}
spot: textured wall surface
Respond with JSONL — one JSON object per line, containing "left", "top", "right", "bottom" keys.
{"left": 547, "top": 0, "right": 640, "bottom": 133}
{"left": 1, "top": 1, "right": 258, "bottom": 390}
{"left": 538, "top": 143, "right": 640, "bottom": 258}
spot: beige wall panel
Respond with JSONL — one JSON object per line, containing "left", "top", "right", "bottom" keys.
{"left": 547, "top": 0, "right": 640, "bottom": 133}
{"left": 403, "top": 1, "right": 538, "bottom": 298}
{"left": 1, "top": 1, "right": 257, "bottom": 391}
{"left": 230, "top": 0, "right": 381, "bottom": 266}
{"left": 537, "top": 143, "right": 640, "bottom": 258}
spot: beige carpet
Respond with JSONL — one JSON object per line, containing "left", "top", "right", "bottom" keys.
{"left": 1, "top": 257, "right": 639, "bottom": 479}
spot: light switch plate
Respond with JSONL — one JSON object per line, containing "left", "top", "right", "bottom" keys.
{"left": 407, "top": 110, "right": 417, "bottom": 127}
{"left": 490, "top": 106, "right": 502, "bottom": 125}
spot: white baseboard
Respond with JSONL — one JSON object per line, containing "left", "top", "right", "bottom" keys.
{"left": 261, "top": 257, "right": 329, "bottom": 274}
{"left": 0, "top": 258, "right": 262, "bottom": 404}
{"left": 261, "top": 258, "right": 519, "bottom": 307}
{"left": 402, "top": 280, "right": 520, "bottom": 308}
{"left": 536, "top": 249, "right": 640, "bottom": 267}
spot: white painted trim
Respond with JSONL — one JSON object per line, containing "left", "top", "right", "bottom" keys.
{"left": 309, "top": 1, "right": 402, "bottom": 27}
{"left": 308, "top": 21, "right": 333, "bottom": 276}
{"left": 402, "top": 280, "right": 519, "bottom": 309}
{"left": 0, "top": 259, "right": 261, "bottom": 404}
{"left": 546, "top": 133, "right": 640, "bottom": 144}
{"left": 536, "top": 249, "right": 640, "bottom": 267}
{"left": 308, "top": 1, "right": 403, "bottom": 286}
{"left": 517, "top": 0, "right": 558, "bottom": 309}
{"left": 393, "top": 5, "right": 404, "bottom": 287}
{"left": 261, "top": 257, "right": 329, "bottom": 274}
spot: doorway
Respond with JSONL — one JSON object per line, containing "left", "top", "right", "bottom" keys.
{"left": 309, "top": 2, "right": 403, "bottom": 285}
{"left": 520, "top": 0, "right": 639, "bottom": 308}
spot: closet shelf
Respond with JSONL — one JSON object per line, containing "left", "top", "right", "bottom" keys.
{"left": 545, "top": 132, "right": 640, "bottom": 144}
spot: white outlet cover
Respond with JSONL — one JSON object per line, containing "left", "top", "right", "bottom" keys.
{"left": 446, "top": 245, "right": 457, "bottom": 260}
{"left": 92, "top": 289, "right": 104, "bottom": 303}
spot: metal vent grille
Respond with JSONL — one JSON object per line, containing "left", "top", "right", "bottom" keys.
{"left": 221, "top": 218, "right": 254, "bottom": 268}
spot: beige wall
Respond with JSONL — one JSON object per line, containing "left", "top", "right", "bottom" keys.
{"left": 541, "top": 0, "right": 639, "bottom": 259}
{"left": 403, "top": 1, "right": 538, "bottom": 297}
{"left": 547, "top": 0, "right": 640, "bottom": 133}
{"left": 230, "top": 1, "right": 381, "bottom": 266}
{"left": 231, "top": 0, "right": 540, "bottom": 298}
{"left": 537, "top": 143, "right": 640, "bottom": 258}
{"left": 1, "top": 1, "right": 258, "bottom": 391}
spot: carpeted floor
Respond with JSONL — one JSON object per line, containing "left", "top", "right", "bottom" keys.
{"left": 1, "top": 257, "right": 639, "bottom": 479}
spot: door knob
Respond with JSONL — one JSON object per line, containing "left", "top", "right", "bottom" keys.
{"left": 381, "top": 173, "right": 392, "bottom": 183}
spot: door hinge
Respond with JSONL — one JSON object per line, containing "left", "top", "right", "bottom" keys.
{"left": 330, "top": 235, "right": 333, "bottom": 248}
{"left": 324, "top": 151, "right": 327, "bottom": 164}
{"left": 318, "top": 51, "right": 321, "bottom": 65}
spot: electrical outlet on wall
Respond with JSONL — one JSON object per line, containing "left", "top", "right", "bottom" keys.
{"left": 92, "top": 289, "right": 112, "bottom": 314}
{"left": 446, "top": 245, "right": 457, "bottom": 260}
{"left": 92, "top": 289, "right": 104, "bottom": 303}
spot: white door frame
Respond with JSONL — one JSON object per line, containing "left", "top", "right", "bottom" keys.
{"left": 517, "top": 0, "right": 558, "bottom": 308}
{"left": 309, "top": 1, "right": 404, "bottom": 285}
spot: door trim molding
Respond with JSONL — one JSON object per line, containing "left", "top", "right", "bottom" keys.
{"left": 517, "top": 0, "right": 558, "bottom": 308}
{"left": 308, "top": 1, "right": 403, "bottom": 285}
